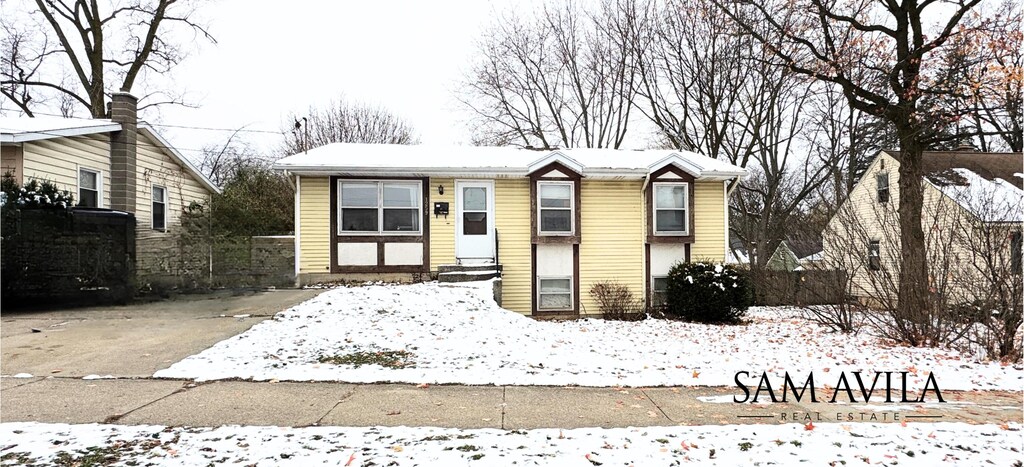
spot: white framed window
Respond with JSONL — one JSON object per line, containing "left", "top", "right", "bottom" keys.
{"left": 538, "top": 181, "right": 573, "bottom": 235}
{"left": 78, "top": 167, "right": 102, "bottom": 208}
{"left": 537, "top": 277, "right": 573, "bottom": 310}
{"left": 338, "top": 180, "right": 422, "bottom": 235}
{"left": 652, "top": 276, "right": 669, "bottom": 307}
{"left": 653, "top": 182, "right": 688, "bottom": 235}
{"left": 152, "top": 185, "right": 167, "bottom": 231}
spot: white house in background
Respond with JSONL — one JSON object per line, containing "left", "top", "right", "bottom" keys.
{"left": 823, "top": 149, "right": 1023, "bottom": 300}
{"left": 0, "top": 93, "right": 220, "bottom": 286}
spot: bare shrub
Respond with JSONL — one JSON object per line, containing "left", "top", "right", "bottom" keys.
{"left": 590, "top": 281, "right": 646, "bottom": 321}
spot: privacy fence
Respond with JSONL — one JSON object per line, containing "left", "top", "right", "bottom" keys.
{"left": 137, "top": 234, "right": 294, "bottom": 290}
{"left": 1, "top": 207, "right": 136, "bottom": 306}
{"left": 2, "top": 206, "right": 295, "bottom": 308}
{"left": 750, "top": 270, "right": 848, "bottom": 306}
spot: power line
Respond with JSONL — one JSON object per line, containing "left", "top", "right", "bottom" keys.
{"left": 8, "top": 110, "right": 286, "bottom": 136}
{"left": 144, "top": 122, "right": 285, "bottom": 135}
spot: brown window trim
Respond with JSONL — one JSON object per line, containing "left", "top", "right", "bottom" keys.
{"left": 531, "top": 243, "right": 581, "bottom": 316}
{"left": 644, "top": 243, "right": 690, "bottom": 307}
{"left": 645, "top": 164, "right": 695, "bottom": 244}
{"left": 329, "top": 175, "right": 430, "bottom": 274}
{"left": 530, "top": 161, "right": 582, "bottom": 244}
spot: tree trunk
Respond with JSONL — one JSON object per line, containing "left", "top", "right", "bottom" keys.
{"left": 895, "top": 126, "right": 930, "bottom": 345}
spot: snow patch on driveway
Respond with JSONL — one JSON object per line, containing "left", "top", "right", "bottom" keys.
{"left": 154, "top": 281, "right": 1021, "bottom": 389}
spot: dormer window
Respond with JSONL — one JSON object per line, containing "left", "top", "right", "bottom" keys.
{"left": 538, "top": 181, "right": 573, "bottom": 235}
{"left": 653, "top": 182, "right": 689, "bottom": 235}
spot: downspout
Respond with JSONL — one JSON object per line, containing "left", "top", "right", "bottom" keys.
{"left": 725, "top": 177, "right": 741, "bottom": 262}
{"left": 293, "top": 173, "right": 301, "bottom": 286}
{"left": 208, "top": 192, "right": 213, "bottom": 287}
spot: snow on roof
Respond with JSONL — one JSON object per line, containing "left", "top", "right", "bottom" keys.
{"left": 0, "top": 116, "right": 121, "bottom": 143}
{"left": 800, "top": 251, "right": 824, "bottom": 262}
{"left": 928, "top": 168, "right": 1024, "bottom": 222}
{"left": 273, "top": 143, "right": 747, "bottom": 180}
{"left": 726, "top": 249, "right": 749, "bottom": 264}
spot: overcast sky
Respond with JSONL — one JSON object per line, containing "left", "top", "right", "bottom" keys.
{"left": 153, "top": 0, "right": 525, "bottom": 158}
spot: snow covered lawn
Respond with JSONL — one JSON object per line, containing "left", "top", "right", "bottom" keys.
{"left": 154, "top": 282, "right": 1021, "bottom": 390}
{"left": 1, "top": 422, "right": 1019, "bottom": 466}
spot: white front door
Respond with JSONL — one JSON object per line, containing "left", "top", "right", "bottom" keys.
{"left": 455, "top": 180, "right": 495, "bottom": 264}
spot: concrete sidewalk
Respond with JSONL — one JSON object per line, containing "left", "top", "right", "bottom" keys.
{"left": 2, "top": 377, "right": 1019, "bottom": 429}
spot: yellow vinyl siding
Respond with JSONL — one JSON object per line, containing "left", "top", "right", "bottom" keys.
{"left": 429, "top": 177, "right": 456, "bottom": 270}
{"left": 691, "top": 181, "right": 727, "bottom": 261}
{"left": 493, "top": 178, "right": 531, "bottom": 314}
{"left": 134, "top": 132, "right": 210, "bottom": 237}
{"left": 579, "top": 179, "right": 645, "bottom": 315}
{"left": 21, "top": 134, "right": 112, "bottom": 205}
{"left": 299, "top": 176, "right": 331, "bottom": 273}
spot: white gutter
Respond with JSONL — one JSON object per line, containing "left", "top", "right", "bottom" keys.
{"left": 273, "top": 164, "right": 747, "bottom": 181}
{"left": 723, "top": 176, "right": 744, "bottom": 262}
{"left": 724, "top": 180, "right": 730, "bottom": 261}
{"left": 0, "top": 123, "right": 122, "bottom": 143}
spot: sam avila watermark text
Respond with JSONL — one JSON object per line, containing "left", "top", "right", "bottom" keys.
{"left": 731, "top": 370, "right": 945, "bottom": 421}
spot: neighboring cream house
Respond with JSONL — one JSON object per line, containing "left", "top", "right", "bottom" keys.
{"left": 0, "top": 93, "right": 220, "bottom": 285}
{"left": 823, "top": 149, "right": 1023, "bottom": 302}
{"left": 274, "top": 144, "right": 746, "bottom": 316}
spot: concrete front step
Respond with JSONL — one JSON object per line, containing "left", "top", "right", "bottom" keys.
{"left": 437, "top": 270, "right": 501, "bottom": 283}
{"left": 438, "top": 263, "right": 503, "bottom": 274}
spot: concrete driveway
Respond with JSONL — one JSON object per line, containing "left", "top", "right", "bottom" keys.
{"left": 0, "top": 289, "right": 321, "bottom": 378}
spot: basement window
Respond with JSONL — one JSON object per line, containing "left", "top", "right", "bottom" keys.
{"left": 338, "top": 180, "right": 422, "bottom": 235}
{"left": 538, "top": 277, "right": 572, "bottom": 310}
{"left": 78, "top": 167, "right": 101, "bottom": 208}
{"left": 652, "top": 276, "right": 669, "bottom": 308}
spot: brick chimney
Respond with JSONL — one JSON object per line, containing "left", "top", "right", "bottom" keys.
{"left": 108, "top": 92, "right": 137, "bottom": 213}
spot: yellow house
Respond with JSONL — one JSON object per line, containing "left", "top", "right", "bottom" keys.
{"left": 275, "top": 144, "right": 746, "bottom": 316}
{"left": 1, "top": 93, "right": 220, "bottom": 286}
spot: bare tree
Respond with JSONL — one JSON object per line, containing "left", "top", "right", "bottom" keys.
{"left": 711, "top": 0, "right": 993, "bottom": 330}
{"left": 823, "top": 160, "right": 1022, "bottom": 355}
{"left": 634, "top": 0, "right": 752, "bottom": 162}
{"left": 804, "top": 83, "right": 898, "bottom": 206}
{"left": 197, "top": 129, "right": 268, "bottom": 187}
{"left": 284, "top": 97, "right": 418, "bottom": 154}
{"left": 939, "top": 171, "right": 1023, "bottom": 360}
{"left": 630, "top": 1, "right": 838, "bottom": 269}
{"left": 460, "top": 0, "right": 643, "bottom": 148}
{"left": 942, "top": 0, "right": 1023, "bottom": 152}
{"left": 1, "top": 0, "right": 214, "bottom": 117}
